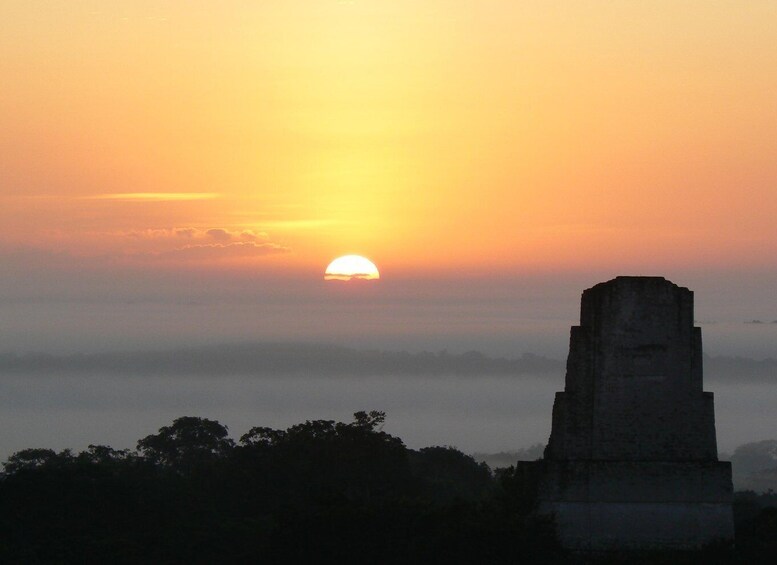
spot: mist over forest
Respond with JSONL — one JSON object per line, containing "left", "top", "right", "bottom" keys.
{"left": 2, "top": 342, "right": 775, "bottom": 380}
{"left": 0, "top": 343, "right": 563, "bottom": 377}
{"left": 1, "top": 343, "right": 775, "bottom": 492}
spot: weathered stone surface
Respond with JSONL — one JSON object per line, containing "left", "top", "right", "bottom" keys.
{"left": 537, "top": 277, "right": 734, "bottom": 551}
{"left": 538, "top": 461, "right": 732, "bottom": 503}
{"left": 540, "top": 501, "right": 733, "bottom": 551}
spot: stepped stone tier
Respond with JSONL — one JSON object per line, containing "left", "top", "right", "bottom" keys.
{"left": 537, "top": 277, "right": 734, "bottom": 551}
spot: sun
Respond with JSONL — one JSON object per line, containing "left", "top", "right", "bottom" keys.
{"left": 325, "top": 255, "right": 380, "bottom": 281}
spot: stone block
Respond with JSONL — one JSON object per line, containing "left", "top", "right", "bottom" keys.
{"left": 537, "top": 277, "right": 734, "bottom": 551}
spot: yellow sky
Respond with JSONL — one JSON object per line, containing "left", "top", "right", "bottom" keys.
{"left": 2, "top": 1, "right": 777, "bottom": 275}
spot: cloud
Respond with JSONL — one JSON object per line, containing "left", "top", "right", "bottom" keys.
{"left": 121, "top": 228, "right": 269, "bottom": 243}
{"left": 258, "top": 219, "right": 337, "bottom": 230}
{"left": 153, "top": 241, "right": 290, "bottom": 262}
{"left": 125, "top": 229, "right": 177, "bottom": 240}
{"left": 206, "top": 228, "right": 232, "bottom": 242}
{"left": 89, "top": 193, "right": 220, "bottom": 201}
{"left": 238, "top": 230, "right": 267, "bottom": 241}
{"left": 0, "top": 230, "right": 288, "bottom": 269}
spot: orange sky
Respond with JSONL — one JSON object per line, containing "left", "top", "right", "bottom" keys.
{"left": 2, "top": 1, "right": 777, "bottom": 276}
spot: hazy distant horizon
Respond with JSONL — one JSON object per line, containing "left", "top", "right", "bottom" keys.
{"left": 1, "top": 341, "right": 774, "bottom": 464}
{"left": 2, "top": 340, "right": 776, "bottom": 375}
{"left": 3, "top": 269, "right": 777, "bottom": 361}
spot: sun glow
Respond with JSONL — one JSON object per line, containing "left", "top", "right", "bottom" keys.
{"left": 325, "top": 255, "right": 380, "bottom": 281}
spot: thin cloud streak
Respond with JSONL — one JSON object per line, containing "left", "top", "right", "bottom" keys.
{"left": 255, "top": 219, "right": 337, "bottom": 230}
{"left": 150, "top": 242, "right": 290, "bottom": 261}
{"left": 88, "top": 193, "right": 220, "bottom": 202}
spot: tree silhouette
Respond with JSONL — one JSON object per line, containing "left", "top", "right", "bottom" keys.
{"left": 137, "top": 416, "right": 234, "bottom": 472}
{"left": 4, "top": 411, "right": 774, "bottom": 562}
{"left": 3, "top": 447, "right": 72, "bottom": 474}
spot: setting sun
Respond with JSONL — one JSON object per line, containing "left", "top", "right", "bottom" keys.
{"left": 325, "top": 255, "right": 380, "bottom": 281}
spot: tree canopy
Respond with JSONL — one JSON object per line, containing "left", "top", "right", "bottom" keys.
{"left": 1, "top": 412, "right": 774, "bottom": 563}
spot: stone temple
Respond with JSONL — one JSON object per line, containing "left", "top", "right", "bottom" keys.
{"left": 536, "top": 276, "right": 734, "bottom": 551}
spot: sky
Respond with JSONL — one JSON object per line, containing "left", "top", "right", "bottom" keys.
{"left": 2, "top": 2, "right": 777, "bottom": 353}
{"left": 1, "top": 1, "right": 777, "bottom": 460}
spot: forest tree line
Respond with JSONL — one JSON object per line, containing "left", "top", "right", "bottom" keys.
{"left": 1, "top": 412, "right": 775, "bottom": 563}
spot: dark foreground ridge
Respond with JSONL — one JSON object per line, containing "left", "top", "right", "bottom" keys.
{"left": 0, "top": 412, "right": 558, "bottom": 564}
{"left": 1, "top": 412, "right": 775, "bottom": 564}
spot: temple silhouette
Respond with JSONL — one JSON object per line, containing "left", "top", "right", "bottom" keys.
{"left": 536, "top": 277, "right": 734, "bottom": 550}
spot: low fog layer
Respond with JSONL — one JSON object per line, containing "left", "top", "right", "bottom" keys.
{"left": 2, "top": 342, "right": 775, "bottom": 380}
{"left": 0, "top": 344, "right": 774, "bottom": 471}
{"left": 0, "top": 344, "right": 563, "bottom": 377}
